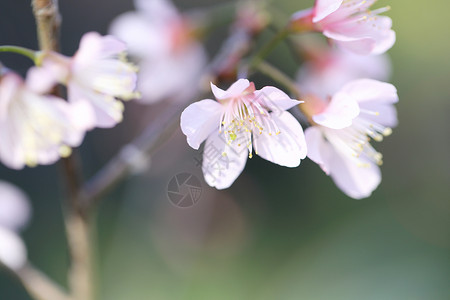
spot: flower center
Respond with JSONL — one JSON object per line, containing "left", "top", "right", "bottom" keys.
{"left": 326, "top": 107, "right": 392, "bottom": 167}
{"left": 218, "top": 95, "right": 280, "bottom": 158}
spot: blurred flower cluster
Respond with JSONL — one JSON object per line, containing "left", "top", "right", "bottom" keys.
{"left": 0, "top": 32, "right": 138, "bottom": 169}
{"left": 0, "top": 181, "right": 30, "bottom": 271}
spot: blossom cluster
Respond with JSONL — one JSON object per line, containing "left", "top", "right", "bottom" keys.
{"left": 0, "top": 0, "right": 398, "bottom": 200}
{"left": 181, "top": 0, "right": 398, "bottom": 198}
{"left": 109, "top": 0, "right": 207, "bottom": 103}
{"left": 0, "top": 32, "right": 138, "bottom": 169}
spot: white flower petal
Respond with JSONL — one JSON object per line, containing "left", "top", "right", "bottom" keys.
{"left": 65, "top": 99, "right": 97, "bottom": 135}
{"left": 180, "top": 99, "right": 222, "bottom": 150}
{"left": 135, "top": 0, "right": 179, "bottom": 21}
{"left": 312, "top": 91, "right": 359, "bottom": 129}
{"left": 328, "top": 150, "right": 381, "bottom": 199}
{"left": 80, "top": 59, "right": 137, "bottom": 99}
{"left": 332, "top": 37, "right": 377, "bottom": 55}
{"left": 253, "top": 111, "right": 307, "bottom": 167}
{"left": 254, "top": 86, "right": 301, "bottom": 112}
{"left": 68, "top": 83, "right": 123, "bottom": 129}
{"left": 0, "top": 227, "right": 27, "bottom": 271}
{"left": 340, "top": 79, "right": 398, "bottom": 104}
{"left": 74, "top": 32, "right": 126, "bottom": 68}
{"left": 202, "top": 132, "right": 248, "bottom": 189}
{"left": 0, "top": 181, "right": 31, "bottom": 231}
{"left": 137, "top": 45, "right": 206, "bottom": 103}
{"left": 211, "top": 79, "right": 251, "bottom": 100}
{"left": 359, "top": 102, "right": 398, "bottom": 128}
{"left": 26, "top": 67, "right": 57, "bottom": 94}
{"left": 371, "top": 29, "right": 396, "bottom": 55}
{"left": 0, "top": 73, "right": 85, "bottom": 169}
{"left": 0, "top": 73, "right": 21, "bottom": 119}
{"left": 0, "top": 121, "right": 27, "bottom": 170}
{"left": 109, "top": 12, "right": 169, "bottom": 58}
{"left": 304, "top": 126, "right": 330, "bottom": 174}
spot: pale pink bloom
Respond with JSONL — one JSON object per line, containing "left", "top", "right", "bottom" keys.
{"left": 109, "top": 0, "right": 207, "bottom": 103}
{"left": 303, "top": 79, "right": 398, "bottom": 199}
{"left": 0, "top": 181, "right": 30, "bottom": 271}
{"left": 30, "top": 32, "right": 138, "bottom": 129}
{"left": 297, "top": 47, "right": 391, "bottom": 99}
{"left": 0, "top": 71, "right": 84, "bottom": 169}
{"left": 0, "top": 181, "right": 31, "bottom": 231}
{"left": 181, "top": 79, "right": 307, "bottom": 189}
{"left": 0, "top": 227, "right": 27, "bottom": 270}
{"left": 291, "top": 0, "right": 395, "bottom": 55}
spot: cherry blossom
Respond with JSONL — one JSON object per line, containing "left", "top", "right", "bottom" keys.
{"left": 181, "top": 79, "right": 307, "bottom": 189}
{"left": 291, "top": 0, "right": 395, "bottom": 55}
{"left": 297, "top": 46, "right": 391, "bottom": 99}
{"left": 302, "top": 79, "right": 398, "bottom": 199}
{"left": 109, "top": 0, "right": 206, "bottom": 103}
{"left": 30, "top": 32, "right": 139, "bottom": 129}
{"left": 0, "top": 71, "right": 84, "bottom": 169}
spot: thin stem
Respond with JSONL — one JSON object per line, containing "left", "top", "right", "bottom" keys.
{"left": 31, "top": 1, "right": 94, "bottom": 300}
{"left": 64, "top": 210, "right": 94, "bottom": 300}
{"left": 0, "top": 46, "right": 38, "bottom": 63}
{"left": 60, "top": 156, "right": 94, "bottom": 300}
{"left": 255, "top": 61, "right": 311, "bottom": 125}
{"left": 32, "top": 0, "right": 61, "bottom": 52}
{"left": 16, "top": 264, "right": 73, "bottom": 300}
{"left": 247, "top": 27, "right": 289, "bottom": 70}
{"left": 77, "top": 7, "right": 259, "bottom": 207}
{"left": 255, "top": 60, "right": 301, "bottom": 99}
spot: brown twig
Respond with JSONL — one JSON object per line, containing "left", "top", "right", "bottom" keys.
{"left": 32, "top": 0, "right": 61, "bottom": 52}
{"left": 80, "top": 103, "right": 185, "bottom": 206}
{"left": 16, "top": 264, "right": 73, "bottom": 300}
{"left": 31, "top": 1, "right": 94, "bottom": 300}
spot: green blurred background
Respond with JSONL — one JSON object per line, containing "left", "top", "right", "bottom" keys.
{"left": 0, "top": 0, "right": 449, "bottom": 299}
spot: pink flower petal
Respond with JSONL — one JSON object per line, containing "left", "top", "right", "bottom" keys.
{"left": 313, "top": 0, "right": 343, "bottom": 22}
{"left": 254, "top": 86, "right": 302, "bottom": 112}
